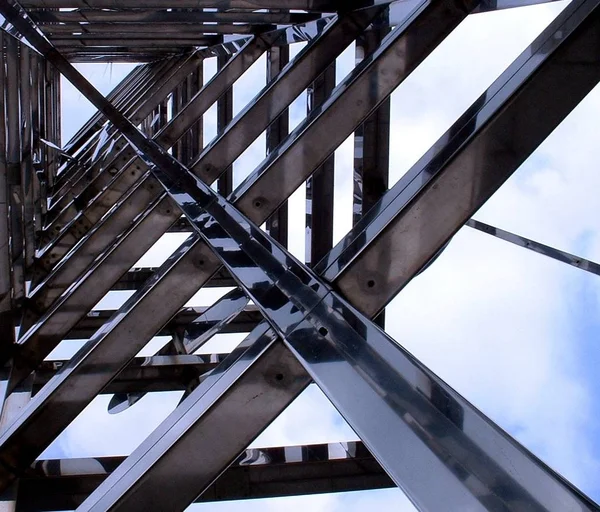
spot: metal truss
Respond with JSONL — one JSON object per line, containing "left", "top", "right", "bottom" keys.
{"left": 0, "top": 0, "right": 598, "bottom": 510}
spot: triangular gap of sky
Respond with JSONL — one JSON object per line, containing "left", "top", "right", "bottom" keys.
{"left": 51, "top": 2, "right": 600, "bottom": 510}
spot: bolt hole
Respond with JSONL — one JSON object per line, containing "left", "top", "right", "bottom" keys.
{"left": 165, "top": 209, "right": 171, "bottom": 214}
{"left": 318, "top": 327, "right": 328, "bottom": 337}
{"left": 253, "top": 200, "right": 262, "bottom": 208}
{"left": 198, "top": 259, "right": 205, "bottom": 266}
{"left": 275, "top": 373, "right": 284, "bottom": 382}
{"left": 367, "top": 279, "right": 375, "bottom": 288}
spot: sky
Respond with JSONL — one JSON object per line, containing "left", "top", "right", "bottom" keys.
{"left": 48, "top": 1, "right": 600, "bottom": 510}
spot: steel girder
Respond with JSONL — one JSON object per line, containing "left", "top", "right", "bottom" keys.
{"left": 0, "top": 0, "right": 598, "bottom": 510}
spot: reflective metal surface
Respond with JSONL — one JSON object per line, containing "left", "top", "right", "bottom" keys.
{"left": 0, "top": 0, "right": 598, "bottom": 510}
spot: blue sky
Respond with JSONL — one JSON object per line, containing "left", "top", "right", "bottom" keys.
{"left": 50, "top": 2, "right": 600, "bottom": 510}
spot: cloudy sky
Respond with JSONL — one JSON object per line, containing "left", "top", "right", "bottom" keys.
{"left": 48, "top": 1, "right": 600, "bottom": 510}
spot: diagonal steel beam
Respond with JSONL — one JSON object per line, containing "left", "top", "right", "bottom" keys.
{"left": 9, "top": 0, "right": 454, "bottom": 378}
{"left": 31, "top": 11, "right": 376, "bottom": 301}
{"left": 314, "top": 0, "right": 600, "bottom": 317}
{"left": 43, "top": 9, "right": 375, "bottom": 254}
{"left": 107, "top": 287, "right": 250, "bottom": 414}
{"left": 45, "top": 35, "right": 265, "bottom": 227}
{"left": 3, "top": 1, "right": 598, "bottom": 511}
{"left": 466, "top": 218, "right": 600, "bottom": 277}
{"left": 60, "top": 63, "right": 146, "bottom": 154}
{"left": 49, "top": 54, "right": 203, "bottom": 203}
{"left": 20, "top": 175, "right": 167, "bottom": 331}
{"left": 49, "top": 61, "right": 175, "bottom": 200}
{"left": 0, "top": 193, "right": 180, "bottom": 366}
{"left": 228, "top": 0, "right": 460, "bottom": 230}
{"left": 71, "top": 1, "right": 600, "bottom": 510}
{"left": 0, "top": 0, "right": 464, "bottom": 481}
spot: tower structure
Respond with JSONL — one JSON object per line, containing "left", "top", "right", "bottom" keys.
{"left": 0, "top": 0, "right": 599, "bottom": 510}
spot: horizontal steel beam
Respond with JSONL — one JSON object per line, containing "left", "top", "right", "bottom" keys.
{"left": 21, "top": 0, "right": 342, "bottom": 8}
{"left": 112, "top": 266, "right": 236, "bottom": 291}
{"left": 41, "top": 23, "right": 257, "bottom": 36}
{"left": 65, "top": 305, "right": 262, "bottom": 340}
{"left": 28, "top": 354, "right": 225, "bottom": 395}
{"left": 52, "top": 38, "right": 221, "bottom": 48}
{"left": 28, "top": 10, "right": 321, "bottom": 24}
{"left": 20, "top": 441, "right": 391, "bottom": 511}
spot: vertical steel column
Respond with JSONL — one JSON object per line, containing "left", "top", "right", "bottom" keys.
{"left": 217, "top": 53, "right": 233, "bottom": 197}
{"left": 352, "top": 17, "right": 390, "bottom": 327}
{"left": 266, "top": 44, "right": 290, "bottom": 246}
{"left": 43, "top": 61, "right": 57, "bottom": 188}
{"left": 30, "top": 53, "right": 43, "bottom": 234}
{"left": 19, "top": 45, "right": 35, "bottom": 274}
{"left": 305, "top": 62, "right": 335, "bottom": 266}
{"left": 0, "top": 33, "right": 14, "bottom": 347}
{"left": 6, "top": 37, "right": 24, "bottom": 305}
{"left": 185, "top": 66, "right": 203, "bottom": 164}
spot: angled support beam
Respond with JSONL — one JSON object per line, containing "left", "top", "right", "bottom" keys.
{"left": 187, "top": 9, "right": 381, "bottom": 183}
{"left": 60, "top": 63, "right": 146, "bottom": 154}
{"left": 33, "top": 11, "right": 375, "bottom": 296}
{"left": 112, "top": 267, "right": 236, "bottom": 292}
{"left": 3, "top": 193, "right": 180, "bottom": 367}
{"left": 71, "top": 1, "right": 600, "bottom": 510}
{"left": 315, "top": 0, "right": 600, "bottom": 317}
{"left": 40, "top": 36, "right": 268, "bottom": 259}
{"left": 2, "top": 2, "right": 597, "bottom": 512}
{"left": 50, "top": 54, "right": 203, "bottom": 202}
{"left": 0, "top": 0, "right": 467, "bottom": 478}
{"left": 466, "top": 218, "right": 600, "bottom": 277}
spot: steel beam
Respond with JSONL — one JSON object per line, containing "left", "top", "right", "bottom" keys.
{"left": 112, "top": 266, "right": 236, "bottom": 291}
{"left": 27, "top": 354, "right": 225, "bottom": 395}
{"left": 265, "top": 44, "right": 290, "bottom": 246}
{"left": 20, "top": 0, "right": 345, "bottom": 9}
{"left": 305, "top": 62, "right": 335, "bottom": 266}
{"left": 66, "top": 306, "right": 261, "bottom": 340}
{"left": 70, "top": 0, "right": 600, "bottom": 508}
{"left": 2, "top": 194, "right": 180, "bottom": 370}
{"left": 316, "top": 0, "right": 600, "bottom": 317}
{"left": 41, "top": 36, "right": 267, "bottom": 258}
{"left": 0, "top": 32, "right": 14, "bottom": 347}
{"left": 2, "top": 1, "right": 598, "bottom": 511}
{"left": 20, "top": 441, "right": 391, "bottom": 511}
{"left": 36, "top": 11, "right": 373, "bottom": 294}
{"left": 466, "top": 218, "right": 600, "bottom": 277}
